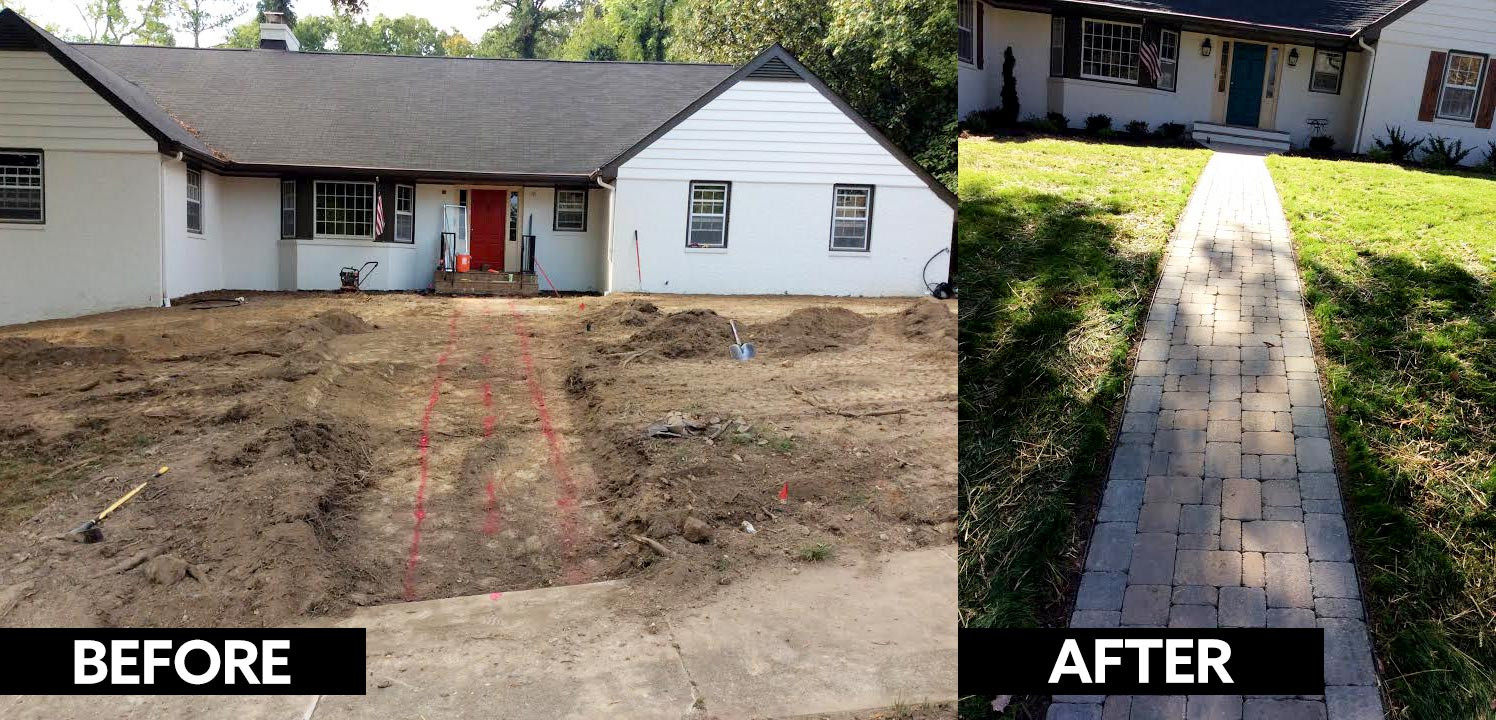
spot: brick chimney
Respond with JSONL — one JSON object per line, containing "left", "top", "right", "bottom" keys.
{"left": 258, "top": 12, "right": 299, "bottom": 51}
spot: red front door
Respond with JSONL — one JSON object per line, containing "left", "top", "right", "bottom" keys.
{"left": 469, "top": 189, "right": 506, "bottom": 271}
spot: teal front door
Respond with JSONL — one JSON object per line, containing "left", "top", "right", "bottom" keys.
{"left": 1226, "top": 42, "right": 1267, "bottom": 127}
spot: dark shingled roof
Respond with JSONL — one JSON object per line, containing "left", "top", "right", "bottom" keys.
{"left": 1054, "top": 0, "right": 1411, "bottom": 36}
{"left": 73, "top": 44, "right": 736, "bottom": 176}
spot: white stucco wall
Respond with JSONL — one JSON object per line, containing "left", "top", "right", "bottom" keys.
{"left": 219, "top": 176, "right": 282, "bottom": 291}
{"left": 611, "top": 78, "right": 952, "bottom": 297}
{"left": 963, "top": 7, "right": 1052, "bottom": 120}
{"left": 162, "top": 159, "right": 223, "bottom": 299}
{"left": 1274, "top": 45, "right": 1367, "bottom": 149}
{"left": 0, "top": 49, "right": 163, "bottom": 326}
{"left": 520, "top": 187, "right": 608, "bottom": 292}
{"left": 1050, "top": 31, "right": 1218, "bottom": 130}
{"left": 1358, "top": 0, "right": 1496, "bottom": 161}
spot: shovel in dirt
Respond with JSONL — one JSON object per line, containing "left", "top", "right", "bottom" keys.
{"left": 68, "top": 466, "right": 169, "bottom": 543}
{"left": 728, "top": 320, "right": 756, "bottom": 361}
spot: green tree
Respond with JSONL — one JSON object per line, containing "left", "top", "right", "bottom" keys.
{"left": 255, "top": 0, "right": 293, "bottom": 26}
{"left": 225, "top": 12, "right": 450, "bottom": 56}
{"left": 559, "top": 0, "right": 674, "bottom": 61}
{"left": 73, "top": 0, "right": 175, "bottom": 45}
{"left": 442, "top": 32, "right": 476, "bottom": 58}
{"left": 477, "top": 0, "right": 579, "bottom": 58}
{"left": 172, "top": 0, "right": 246, "bottom": 47}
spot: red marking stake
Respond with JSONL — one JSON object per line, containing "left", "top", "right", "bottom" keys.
{"left": 779, "top": 482, "right": 789, "bottom": 504}
{"left": 508, "top": 301, "right": 583, "bottom": 585}
{"left": 402, "top": 306, "right": 462, "bottom": 602}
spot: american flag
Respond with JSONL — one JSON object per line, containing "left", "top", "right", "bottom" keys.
{"left": 374, "top": 192, "right": 385, "bottom": 236}
{"left": 1139, "top": 39, "right": 1160, "bottom": 82}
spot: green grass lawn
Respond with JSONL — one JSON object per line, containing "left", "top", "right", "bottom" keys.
{"left": 1268, "top": 156, "right": 1496, "bottom": 720}
{"left": 957, "top": 137, "right": 1209, "bottom": 638}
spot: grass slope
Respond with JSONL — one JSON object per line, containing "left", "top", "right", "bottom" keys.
{"left": 957, "top": 137, "right": 1209, "bottom": 633}
{"left": 1268, "top": 156, "right": 1496, "bottom": 720}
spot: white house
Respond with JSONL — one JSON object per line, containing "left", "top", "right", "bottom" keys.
{"left": 961, "top": 0, "right": 1496, "bottom": 158}
{"left": 0, "top": 10, "right": 955, "bottom": 327}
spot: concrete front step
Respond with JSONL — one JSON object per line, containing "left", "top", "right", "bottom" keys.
{"left": 1191, "top": 121, "right": 1291, "bottom": 152}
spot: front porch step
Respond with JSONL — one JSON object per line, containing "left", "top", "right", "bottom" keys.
{"left": 432, "top": 270, "right": 541, "bottom": 297}
{"left": 1191, "top": 121, "right": 1291, "bottom": 152}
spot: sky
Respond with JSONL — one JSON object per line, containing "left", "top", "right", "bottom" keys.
{"left": 18, "top": 0, "right": 497, "bottom": 47}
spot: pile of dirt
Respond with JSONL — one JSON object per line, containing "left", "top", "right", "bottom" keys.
{"left": 894, "top": 299, "right": 957, "bottom": 351}
{"left": 617, "top": 309, "right": 733, "bottom": 359}
{"left": 265, "top": 309, "right": 373, "bottom": 353}
{"left": 588, "top": 300, "right": 660, "bottom": 327}
{"left": 750, "top": 307, "right": 872, "bottom": 355}
{"left": 0, "top": 336, "right": 130, "bottom": 375}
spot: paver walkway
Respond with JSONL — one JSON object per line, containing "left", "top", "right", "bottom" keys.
{"left": 1051, "top": 148, "right": 1384, "bottom": 720}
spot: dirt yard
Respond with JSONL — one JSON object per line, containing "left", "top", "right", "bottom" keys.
{"left": 0, "top": 292, "right": 955, "bottom": 628}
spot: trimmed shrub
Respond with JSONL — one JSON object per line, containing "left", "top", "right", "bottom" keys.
{"left": 1123, "top": 120, "right": 1149, "bottom": 136}
{"left": 1422, "top": 135, "right": 1472, "bottom": 169}
{"left": 1372, "top": 125, "right": 1423, "bottom": 163}
{"left": 997, "top": 48, "right": 1020, "bottom": 126}
{"left": 1046, "top": 111, "right": 1069, "bottom": 130}
{"left": 1307, "top": 135, "right": 1335, "bottom": 154}
{"left": 1156, "top": 122, "right": 1187, "bottom": 140}
{"left": 1084, "top": 114, "right": 1113, "bottom": 133}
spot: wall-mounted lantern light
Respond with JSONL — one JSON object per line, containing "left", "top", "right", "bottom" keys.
{"left": 1287, "top": 48, "right": 1300, "bottom": 66}
{"left": 1201, "top": 38, "right": 1213, "bottom": 57}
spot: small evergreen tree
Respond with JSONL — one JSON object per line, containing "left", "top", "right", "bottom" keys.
{"left": 997, "top": 47, "right": 1019, "bottom": 126}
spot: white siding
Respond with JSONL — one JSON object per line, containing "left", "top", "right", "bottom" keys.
{"left": 1050, "top": 31, "right": 1218, "bottom": 130}
{"left": 964, "top": 8, "right": 1053, "bottom": 120}
{"left": 1358, "top": 0, "right": 1496, "bottom": 161}
{"left": 0, "top": 49, "right": 162, "bottom": 326}
{"left": 612, "top": 78, "right": 952, "bottom": 297}
{"left": 0, "top": 50, "right": 156, "bottom": 153}
{"left": 619, "top": 80, "right": 924, "bottom": 188}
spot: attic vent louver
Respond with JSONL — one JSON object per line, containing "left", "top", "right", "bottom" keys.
{"left": 748, "top": 56, "right": 800, "bottom": 81}
{"left": 0, "top": 22, "right": 33, "bottom": 50}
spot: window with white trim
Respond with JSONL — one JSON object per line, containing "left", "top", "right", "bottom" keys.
{"left": 1438, "top": 51, "right": 1484, "bottom": 121}
{"left": 0, "top": 150, "right": 43, "bottom": 223}
{"left": 1310, "top": 49, "right": 1344, "bottom": 94}
{"left": 1050, "top": 17, "right": 1065, "bottom": 77}
{"left": 958, "top": 0, "right": 975, "bottom": 65}
{"left": 830, "top": 185, "right": 873, "bottom": 252}
{"left": 395, "top": 184, "right": 414, "bottom": 242}
{"left": 1157, "top": 29, "right": 1179, "bottom": 91}
{"left": 1081, "top": 18, "right": 1142, "bottom": 83}
{"left": 553, "top": 189, "right": 587, "bottom": 231}
{"left": 280, "top": 180, "right": 296, "bottom": 238}
{"left": 314, "top": 181, "right": 376, "bottom": 239}
{"left": 686, "top": 181, "right": 729, "bottom": 248}
{"left": 186, "top": 167, "right": 203, "bottom": 234}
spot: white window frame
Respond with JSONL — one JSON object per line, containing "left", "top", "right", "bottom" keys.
{"left": 1309, "top": 48, "right": 1345, "bottom": 94}
{"left": 1080, "top": 18, "right": 1143, "bottom": 84}
{"left": 0, "top": 149, "right": 44, "bottom": 224}
{"left": 829, "top": 185, "right": 874, "bottom": 252}
{"left": 186, "top": 167, "right": 203, "bottom": 235}
{"left": 1437, "top": 50, "right": 1485, "bottom": 122}
{"left": 686, "top": 181, "right": 730, "bottom": 249}
{"left": 1050, "top": 17, "right": 1066, "bottom": 77}
{"left": 958, "top": 0, "right": 976, "bottom": 66}
{"left": 553, "top": 189, "right": 587, "bottom": 232}
{"left": 280, "top": 179, "right": 296, "bottom": 238}
{"left": 1156, "top": 29, "right": 1179, "bottom": 91}
{"left": 394, "top": 183, "right": 414, "bottom": 243}
{"left": 313, "top": 180, "right": 377, "bottom": 240}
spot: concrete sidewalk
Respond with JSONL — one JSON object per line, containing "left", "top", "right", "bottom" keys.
{"left": 1054, "top": 148, "right": 1384, "bottom": 720}
{"left": 7, "top": 546, "right": 955, "bottom": 719}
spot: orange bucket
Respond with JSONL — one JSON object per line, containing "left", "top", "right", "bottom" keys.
{"left": 455, "top": 254, "right": 471, "bottom": 273}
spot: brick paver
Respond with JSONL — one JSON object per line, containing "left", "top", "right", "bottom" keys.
{"left": 1052, "top": 148, "right": 1383, "bottom": 719}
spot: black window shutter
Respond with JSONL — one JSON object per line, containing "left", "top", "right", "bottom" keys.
{"left": 976, "top": 3, "right": 985, "bottom": 69}
{"left": 295, "top": 177, "right": 313, "bottom": 239}
{"left": 1063, "top": 11, "right": 1082, "bottom": 78}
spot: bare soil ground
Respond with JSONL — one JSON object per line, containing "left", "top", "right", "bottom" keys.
{"left": 0, "top": 292, "right": 955, "bottom": 628}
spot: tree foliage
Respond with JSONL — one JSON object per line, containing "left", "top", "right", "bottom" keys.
{"left": 73, "top": 0, "right": 175, "bottom": 45}
{"left": 561, "top": 0, "right": 673, "bottom": 61}
{"left": 172, "top": 0, "right": 245, "bottom": 47}
{"left": 477, "top": 0, "right": 580, "bottom": 59}
{"left": 225, "top": 12, "right": 450, "bottom": 55}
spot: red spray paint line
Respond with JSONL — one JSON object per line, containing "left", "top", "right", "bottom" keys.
{"left": 482, "top": 474, "right": 503, "bottom": 536}
{"left": 402, "top": 306, "right": 462, "bottom": 602}
{"left": 508, "top": 301, "right": 583, "bottom": 585}
{"left": 779, "top": 482, "right": 789, "bottom": 503}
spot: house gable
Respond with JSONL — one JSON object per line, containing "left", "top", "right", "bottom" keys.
{"left": 601, "top": 45, "right": 957, "bottom": 208}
